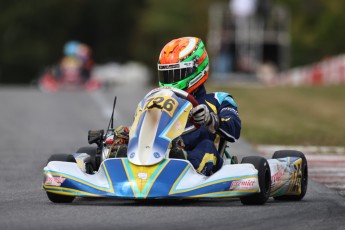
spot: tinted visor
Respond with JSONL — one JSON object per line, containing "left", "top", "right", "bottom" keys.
{"left": 158, "top": 68, "right": 196, "bottom": 84}
{"left": 158, "top": 61, "right": 196, "bottom": 84}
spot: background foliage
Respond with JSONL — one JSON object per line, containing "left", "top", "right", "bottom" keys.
{"left": 1, "top": 0, "right": 345, "bottom": 83}
{"left": 274, "top": 0, "right": 345, "bottom": 66}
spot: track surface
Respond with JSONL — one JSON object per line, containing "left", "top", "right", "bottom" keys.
{"left": 0, "top": 86, "right": 345, "bottom": 230}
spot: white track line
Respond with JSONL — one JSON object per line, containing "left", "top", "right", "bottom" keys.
{"left": 308, "top": 154, "right": 345, "bottom": 193}
{"left": 257, "top": 145, "right": 345, "bottom": 155}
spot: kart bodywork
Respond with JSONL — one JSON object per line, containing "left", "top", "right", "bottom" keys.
{"left": 44, "top": 158, "right": 261, "bottom": 199}
{"left": 42, "top": 87, "right": 307, "bottom": 203}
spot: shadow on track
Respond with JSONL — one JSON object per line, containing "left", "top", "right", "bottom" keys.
{"left": 51, "top": 197, "right": 311, "bottom": 207}
{"left": 58, "top": 197, "right": 241, "bottom": 207}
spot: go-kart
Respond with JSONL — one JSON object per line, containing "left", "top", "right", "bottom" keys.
{"left": 38, "top": 57, "right": 101, "bottom": 92}
{"left": 42, "top": 87, "right": 308, "bottom": 205}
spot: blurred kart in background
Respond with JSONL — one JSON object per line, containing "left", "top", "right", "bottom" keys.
{"left": 37, "top": 40, "right": 102, "bottom": 92}
{"left": 38, "top": 56, "right": 102, "bottom": 92}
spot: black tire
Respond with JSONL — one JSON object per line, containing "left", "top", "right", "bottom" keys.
{"left": 240, "top": 156, "right": 271, "bottom": 205}
{"left": 46, "top": 154, "right": 76, "bottom": 203}
{"left": 272, "top": 150, "right": 308, "bottom": 201}
{"left": 76, "top": 146, "right": 99, "bottom": 172}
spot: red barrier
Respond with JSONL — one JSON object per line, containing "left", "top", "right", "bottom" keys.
{"left": 274, "top": 55, "right": 345, "bottom": 86}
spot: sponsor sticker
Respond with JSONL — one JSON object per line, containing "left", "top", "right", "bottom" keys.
{"left": 138, "top": 172, "right": 148, "bottom": 180}
{"left": 44, "top": 176, "right": 66, "bottom": 186}
{"left": 220, "top": 107, "right": 239, "bottom": 116}
{"left": 229, "top": 179, "right": 257, "bottom": 191}
{"left": 158, "top": 64, "right": 179, "bottom": 70}
{"left": 272, "top": 167, "right": 285, "bottom": 184}
{"left": 158, "top": 62, "right": 194, "bottom": 70}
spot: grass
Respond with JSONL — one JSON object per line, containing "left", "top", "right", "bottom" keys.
{"left": 207, "top": 84, "right": 345, "bottom": 147}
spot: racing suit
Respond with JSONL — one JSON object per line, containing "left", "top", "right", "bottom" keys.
{"left": 182, "top": 85, "right": 241, "bottom": 175}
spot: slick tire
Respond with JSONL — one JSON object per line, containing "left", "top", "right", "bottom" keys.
{"left": 272, "top": 150, "right": 308, "bottom": 201}
{"left": 76, "top": 146, "right": 99, "bottom": 172}
{"left": 240, "top": 156, "right": 271, "bottom": 205}
{"left": 46, "top": 154, "right": 76, "bottom": 203}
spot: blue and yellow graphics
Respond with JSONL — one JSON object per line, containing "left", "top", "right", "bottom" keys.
{"left": 127, "top": 89, "right": 192, "bottom": 166}
{"left": 43, "top": 158, "right": 261, "bottom": 199}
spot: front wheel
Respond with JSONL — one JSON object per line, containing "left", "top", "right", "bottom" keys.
{"left": 45, "top": 154, "right": 76, "bottom": 203}
{"left": 272, "top": 150, "right": 308, "bottom": 201}
{"left": 240, "top": 156, "right": 271, "bottom": 205}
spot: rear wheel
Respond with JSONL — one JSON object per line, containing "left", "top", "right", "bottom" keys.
{"left": 272, "top": 150, "right": 308, "bottom": 201}
{"left": 240, "top": 156, "right": 271, "bottom": 205}
{"left": 46, "top": 154, "right": 76, "bottom": 203}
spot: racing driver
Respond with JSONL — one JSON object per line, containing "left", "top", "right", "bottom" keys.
{"left": 157, "top": 36, "right": 241, "bottom": 176}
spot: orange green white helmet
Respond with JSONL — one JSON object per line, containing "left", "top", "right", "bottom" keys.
{"left": 158, "top": 37, "right": 209, "bottom": 93}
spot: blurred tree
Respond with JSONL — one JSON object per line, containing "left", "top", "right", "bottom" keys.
{"left": 0, "top": 0, "right": 211, "bottom": 84}
{"left": 132, "top": 0, "right": 211, "bottom": 81}
{"left": 0, "top": 0, "right": 146, "bottom": 84}
{"left": 273, "top": 0, "right": 345, "bottom": 66}
{"left": 4, "top": 0, "right": 344, "bottom": 84}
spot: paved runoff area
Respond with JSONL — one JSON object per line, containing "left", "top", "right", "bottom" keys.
{"left": 257, "top": 145, "right": 345, "bottom": 196}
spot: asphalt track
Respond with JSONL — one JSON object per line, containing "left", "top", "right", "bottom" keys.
{"left": 0, "top": 85, "right": 344, "bottom": 230}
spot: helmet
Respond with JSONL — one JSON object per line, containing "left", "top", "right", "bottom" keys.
{"left": 63, "top": 41, "right": 80, "bottom": 56}
{"left": 158, "top": 37, "right": 209, "bottom": 93}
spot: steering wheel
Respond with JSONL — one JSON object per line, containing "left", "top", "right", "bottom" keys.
{"left": 169, "top": 88, "right": 200, "bottom": 130}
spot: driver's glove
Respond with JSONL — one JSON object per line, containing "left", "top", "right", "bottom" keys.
{"left": 191, "top": 104, "right": 219, "bottom": 134}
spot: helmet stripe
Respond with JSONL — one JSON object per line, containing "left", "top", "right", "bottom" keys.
{"left": 179, "top": 37, "right": 198, "bottom": 59}
{"left": 197, "top": 50, "right": 208, "bottom": 65}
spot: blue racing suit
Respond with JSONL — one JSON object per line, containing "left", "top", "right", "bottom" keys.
{"left": 182, "top": 85, "right": 241, "bottom": 175}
